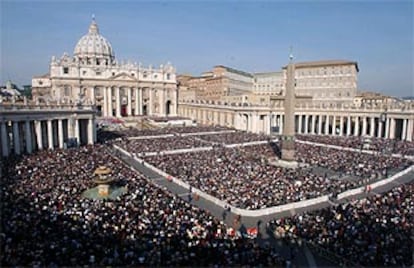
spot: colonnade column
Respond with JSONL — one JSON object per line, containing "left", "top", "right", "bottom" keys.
{"left": 311, "top": 115, "right": 316, "bottom": 134}
{"left": 339, "top": 116, "right": 344, "bottom": 136}
{"left": 346, "top": 116, "right": 351, "bottom": 136}
{"left": 304, "top": 115, "right": 309, "bottom": 134}
{"left": 385, "top": 118, "right": 390, "bottom": 138}
{"left": 127, "top": 88, "right": 132, "bottom": 116}
{"left": 401, "top": 119, "right": 407, "bottom": 140}
{"left": 115, "top": 87, "right": 121, "bottom": 117}
{"left": 58, "top": 119, "right": 64, "bottom": 149}
{"left": 369, "top": 117, "right": 375, "bottom": 137}
{"left": 318, "top": 115, "right": 322, "bottom": 135}
{"left": 297, "top": 115, "right": 302, "bottom": 134}
{"left": 377, "top": 121, "right": 383, "bottom": 138}
{"left": 389, "top": 118, "right": 396, "bottom": 139}
{"left": 407, "top": 119, "right": 413, "bottom": 141}
{"left": 362, "top": 117, "right": 367, "bottom": 136}
{"left": 13, "top": 121, "right": 20, "bottom": 155}
{"left": 1, "top": 121, "right": 9, "bottom": 157}
{"left": 354, "top": 116, "right": 360, "bottom": 136}
{"left": 47, "top": 120, "right": 53, "bottom": 149}
{"left": 332, "top": 115, "right": 337, "bottom": 135}
{"left": 25, "top": 120, "right": 32, "bottom": 154}
{"left": 324, "top": 115, "right": 330, "bottom": 135}
{"left": 35, "top": 121, "right": 43, "bottom": 150}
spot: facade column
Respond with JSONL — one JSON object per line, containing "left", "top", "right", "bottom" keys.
{"left": 1, "top": 121, "right": 9, "bottom": 157}
{"left": 107, "top": 87, "right": 113, "bottom": 117}
{"left": 35, "top": 121, "right": 43, "bottom": 150}
{"left": 324, "top": 115, "right": 330, "bottom": 135}
{"left": 115, "top": 87, "right": 121, "bottom": 117}
{"left": 127, "top": 88, "right": 132, "bottom": 116}
{"left": 25, "top": 120, "right": 33, "bottom": 154}
{"left": 346, "top": 116, "right": 351, "bottom": 136}
{"left": 47, "top": 120, "right": 54, "bottom": 149}
{"left": 13, "top": 121, "right": 21, "bottom": 155}
{"left": 369, "top": 117, "right": 375, "bottom": 137}
{"left": 304, "top": 115, "right": 309, "bottom": 134}
{"left": 148, "top": 88, "right": 153, "bottom": 115}
{"left": 139, "top": 88, "right": 143, "bottom": 115}
{"left": 88, "top": 118, "right": 94, "bottom": 145}
{"left": 135, "top": 88, "right": 139, "bottom": 116}
{"left": 160, "top": 88, "right": 165, "bottom": 116}
{"left": 75, "top": 119, "right": 80, "bottom": 145}
{"left": 354, "top": 116, "right": 360, "bottom": 136}
{"left": 339, "top": 116, "right": 344, "bottom": 136}
{"left": 332, "top": 115, "right": 337, "bottom": 135}
{"left": 58, "top": 119, "right": 64, "bottom": 149}
{"left": 279, "top": 115, "right": 284, "bottom": 134}
{"left": 172, "top": 88, "right": 178, "bottom": 116}
{"left": 91, "top": 87, "right": 96, "bottom": 104}
{"left": 389, "top": 118, "right": 396, "bottom": 139}
{"left": 102, "top": 87, "right": 107, "bottom": 117}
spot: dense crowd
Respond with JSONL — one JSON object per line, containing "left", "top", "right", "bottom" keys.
{"left": 195, "top": 132, "right": 271, "bottom": 144}
{"left": 297, "top": 134, "right": 414, "bottom": 156}
{"left": 146, "top": 144, "right": 360, "bottom": 209}
{"left": 296, "top": 143, "right": 412, "bottom": 178}
{"left": 116, "top": 135, "right": 211, "bottom": 154}
{"left": 1, "top": 145, "right": 285, "bottom": 267}
{"left": 267, "top": 182, "right": 414, "bottom": 267}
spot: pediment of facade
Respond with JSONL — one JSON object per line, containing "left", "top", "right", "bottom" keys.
{"left": 110, "top": 72, "right": 137, "bottom": 81}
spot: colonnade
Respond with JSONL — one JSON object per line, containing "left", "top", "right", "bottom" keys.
{"left": 1, "top": 117, "right": 96, "bottom": 158}
{"left": 178, "top": 104, "right": 414, "bottom": 141}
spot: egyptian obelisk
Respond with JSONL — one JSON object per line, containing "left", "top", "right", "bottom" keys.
{"left": 281, "top": 52, "right": 296, "bottom": 161}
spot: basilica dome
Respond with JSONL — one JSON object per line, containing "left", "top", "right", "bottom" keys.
{"left": 74, "top": 18, "right": 115, "bottom": 65}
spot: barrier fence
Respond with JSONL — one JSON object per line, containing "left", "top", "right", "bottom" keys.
{"left": 113, "top": 144, "right": 414, "bottom": 217}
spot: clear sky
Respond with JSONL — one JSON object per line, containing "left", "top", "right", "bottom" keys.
{"left": 1, "top": 0, "right": 413, "bottom": 97}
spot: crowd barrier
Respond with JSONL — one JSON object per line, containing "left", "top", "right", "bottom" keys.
{"left": 180, "top": 130, "right": 237, "bottom": 137}
{"left": 113, "top": 145, "right": 414, "bottom": 217}
{"left": 128, "top": 134, "right": 174, "bottom": 140}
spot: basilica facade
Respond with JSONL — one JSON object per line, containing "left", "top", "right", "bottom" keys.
{"left": 32, "top": 18, "right": 178, "bottom": 117}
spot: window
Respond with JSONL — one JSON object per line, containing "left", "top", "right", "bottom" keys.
{"left": 143, "top": 72, "right": 147, "bottom": 78}
{"left": 131, "top": 73, "right": 135, "bottom": 76}
{"left": 154, "top": 74, "right": 158, "bottom": 79}
{"left": 112, "top": 72, "right": 116, "bottom": 76}
{"left": 82, "top": 70, "right": 87, "bottom": 75}
{"left": 96, "top": 71, "right": 101, "bottom": 76}
{"left": 63, "top": 67, "right": 69, "bottom": 74}
{"left": 167, "top": 73, "right": 171, "bottom": 80}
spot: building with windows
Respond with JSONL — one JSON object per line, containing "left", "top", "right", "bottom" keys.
{"left": 32, "top": 18, "right": 178, "bottom": 117}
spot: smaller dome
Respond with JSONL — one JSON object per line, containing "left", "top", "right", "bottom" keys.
{"left": 74, "top": 18, "right": 115, "bottom": 64}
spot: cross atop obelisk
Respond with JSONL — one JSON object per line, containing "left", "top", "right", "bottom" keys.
{"left": 281, "top": 48, "right": 296, "bottom": 161}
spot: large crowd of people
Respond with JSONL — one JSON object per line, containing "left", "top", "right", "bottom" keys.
{"left": 296, "top": 143, "right": 412, "bottom": 178}
{"left": 115, "top": 136, "right": 211, "bottom": 154}
{"left": 195, "top": 132, "right": 271, "bottom": 144}
{"left": 146, "top": 145, "right": 361, "bottom": 209}
{"left": 297, "top": 134, "right": 414, "bottom": 156}
{"left": 1, "top": 145, "right": 285, "bottom": 267}
{"left": 267, "top": 182, "right": 414, "bottom": 267}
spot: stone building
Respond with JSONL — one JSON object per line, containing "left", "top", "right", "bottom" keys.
{"left": 32, "top": 18, "right": 178, "bottom": 117}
